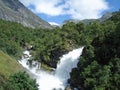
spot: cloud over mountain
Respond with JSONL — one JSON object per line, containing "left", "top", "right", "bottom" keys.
{"left": 19, "top": 0, "right": 109, "bottom": 20}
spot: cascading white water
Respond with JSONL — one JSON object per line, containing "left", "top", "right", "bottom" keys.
{"left": 19, "top": 47, "right": 84, "bottom": 90}
{"left": 55, "top": 47, "right": 84, "bottom": 84}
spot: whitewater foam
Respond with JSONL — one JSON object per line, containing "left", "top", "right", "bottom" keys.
{"left": 19, "top": 47, "right": 84, "bottom": 90}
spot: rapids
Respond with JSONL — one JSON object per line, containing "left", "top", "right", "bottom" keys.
{"left": 19, "top": 47, "right": 84, "bottom": 90}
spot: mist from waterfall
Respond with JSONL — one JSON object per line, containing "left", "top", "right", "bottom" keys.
{"left": 19, "top": 47, "right": 84, "bottom": 90}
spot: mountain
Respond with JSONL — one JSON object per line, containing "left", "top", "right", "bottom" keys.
{"left": 99, "top": 12, "right": 113, "bottom": 22}
{"left": 63, "top": 12, "right": 112, "bottom": 25}
{"left": 0, "top": 0, "right": 52, "bottom": 29}
{"left": 63, "top": 18, "right": 97, "bottom": 25}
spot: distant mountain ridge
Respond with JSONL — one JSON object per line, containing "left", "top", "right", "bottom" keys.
{"left": 0, "top": 0, "right": 52, "bottom": 28}
{"left": 63, "top": 12, "right": 113, "bottom": 25}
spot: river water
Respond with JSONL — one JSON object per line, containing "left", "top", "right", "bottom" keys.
{"left": 19, "top": 47, "right": 84, "bottom": 90}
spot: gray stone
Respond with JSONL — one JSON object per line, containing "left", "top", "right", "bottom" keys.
{"left": 0, "top": 0, "right": 53, "bottom": 29}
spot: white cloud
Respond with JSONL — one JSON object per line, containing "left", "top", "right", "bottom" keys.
{"left": 49, "top": 22, "right": 59, "bottom": 26}
{"left": 19, "top": 0, "right": 109, "bottom": 20}
{"left": 19, "top": 0, "right": 64, "bottom": 16}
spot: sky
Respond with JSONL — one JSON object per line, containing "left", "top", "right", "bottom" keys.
{"left": 19, "top": 0, "right": 120, "bottom": 25}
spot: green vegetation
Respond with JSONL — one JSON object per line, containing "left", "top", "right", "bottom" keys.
{"left": 0, "top": 72, "right": 38, "bottom": 90}
{"left": 0, "top": 10, "right": 120, "bottom": 90}
{"left": 0, "top": 18, "right": 99, "bottom": 68}
{"left": 0, "top": 51, "right": 23, "bottom": 78}
{"left": 6, "top": 72, "right": 38, "bottom": 90}
{"left": 70, "top": 11, "right": 120, "bottom": 90}
{"left": 0, "top": 51, "right": 38, "bottom": 90}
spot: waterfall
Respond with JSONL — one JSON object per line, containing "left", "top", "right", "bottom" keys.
{"left": 19, "top": 47, "right": 84, "bottom": 90}
{"left": 55, "top": 47, "right": 84, "bottom": 84}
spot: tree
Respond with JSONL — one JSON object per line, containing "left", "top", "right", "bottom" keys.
{"left": 6, "top": 72, "right": 38, "bottom": 90}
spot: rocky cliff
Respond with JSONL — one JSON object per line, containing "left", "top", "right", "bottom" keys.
{"left": 0, "top": 0, "right": 52, "bottom": 28}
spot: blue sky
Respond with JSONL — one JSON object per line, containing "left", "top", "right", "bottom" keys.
{"left": 19, "top": 0, "right": 120, "bottom": 25}
{"left": 107, "top": 0, "right": 120, "bottom": 12}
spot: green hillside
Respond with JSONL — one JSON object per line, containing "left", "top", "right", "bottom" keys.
{"left": 0, "top": 51, "right": 38, "bottom": 90}
{"left": 69, "top": 11, "right": 120, "bottom": 90}
{"left": 0, "top": 51, "right": 24, "bottom": 78}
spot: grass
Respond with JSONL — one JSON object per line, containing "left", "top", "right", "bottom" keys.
{"left": 0, "top": 51, "right": 24, "bottom": 79}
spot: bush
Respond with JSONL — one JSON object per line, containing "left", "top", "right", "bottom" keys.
{"left": 6, "top": 72, "right": 38, "bottom": 90}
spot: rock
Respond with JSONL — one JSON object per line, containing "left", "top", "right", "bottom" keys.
{"left": 65, "top": 86, "right": 73, "bottom": 90}
{"left": 0, "top": 0, "right": 52, "bottom": 29}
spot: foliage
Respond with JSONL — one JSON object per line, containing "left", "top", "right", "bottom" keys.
{"left": 1, "top": 10, "right": 120, "bottom": 90}
{"left": 7, "top": 72, "right": 38, "bottom": 90}
{"left": 0, "top": 18, "right": 100, "bottom": 68}
{"left": 70, "top": 11, "right": 120, "bottom": 90}
{"left": 5, "top": 72, "right": 38, "bottom": 90}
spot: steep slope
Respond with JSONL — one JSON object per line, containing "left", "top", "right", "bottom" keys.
{"left": 99, "top": 12, "right": 112, "bottom": 22}
{"left": 0, "top": 51, "right": 24, "bottom": 78}
{"left": 0, "top": 0, "right": 52, "bottom": 29}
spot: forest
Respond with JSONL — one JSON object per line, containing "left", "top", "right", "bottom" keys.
{"left": 0, "top": 10, "right": 120, "bottom": 89}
